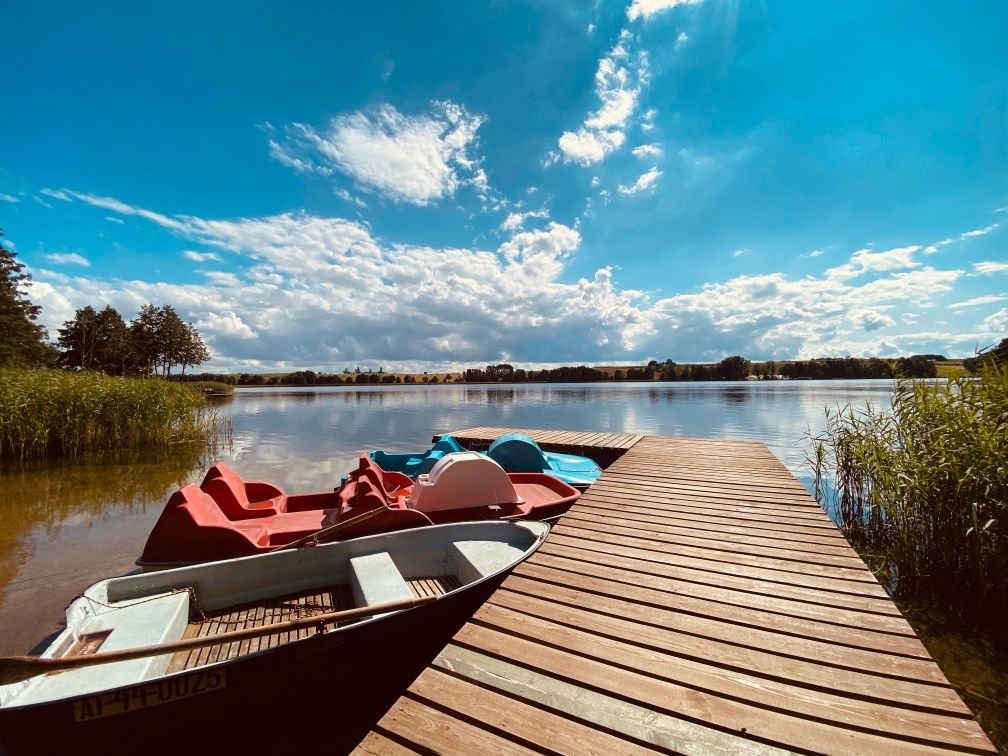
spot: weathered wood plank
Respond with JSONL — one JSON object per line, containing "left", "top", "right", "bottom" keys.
{"left": 362, "top": 429, "right": 995, "bottom": 754}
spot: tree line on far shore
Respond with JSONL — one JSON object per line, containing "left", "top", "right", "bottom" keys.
{"left": 461, "top": 354, "right": 942, "bottom": 383}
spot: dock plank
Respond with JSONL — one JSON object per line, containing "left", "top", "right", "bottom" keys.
{"left": 358, "top": 431, "right": 995, "bottom": 754}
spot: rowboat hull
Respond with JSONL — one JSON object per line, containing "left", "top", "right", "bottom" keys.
{"left": 0, "top": 577, "right": 499, "bottom": 753}
{"left": 0, "top": 521, "right": 549, "bottom": 754}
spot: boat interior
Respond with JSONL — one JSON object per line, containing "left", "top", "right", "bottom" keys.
{"left": 1, "top": 522, "right": 546, "bottom": 709}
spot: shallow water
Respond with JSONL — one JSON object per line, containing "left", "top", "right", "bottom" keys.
{"left": 0, "top": 379, "right": 894, "bottom": 655}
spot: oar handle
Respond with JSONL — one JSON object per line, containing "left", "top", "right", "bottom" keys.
{"left": 269, "top": 504, "right": 387, "bottom": 552}
{"left": 0, "top": 593, "right": 436, "bottom": 686}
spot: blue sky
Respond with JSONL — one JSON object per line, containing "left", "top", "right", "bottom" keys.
{"left": 1, "top": 0, "right": 1006, "bottom": 371}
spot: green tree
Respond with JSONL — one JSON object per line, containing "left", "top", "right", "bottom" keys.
{"left": 177, "top": 322, "right": 209, "bottom": 376}
{"left": 57, "top": 305, "right": 99, "bottom": 370}
{"left": 716, "top": 355, "right": 751, "bottom": 381}
{"left": 58, "top": 305, "right": 134, "bottom": 374}
{"left": 0, "top": 232, "right": 56, "bottom": 367}
{"left": 129, "top": 304, "right": 162, "bottom": 376}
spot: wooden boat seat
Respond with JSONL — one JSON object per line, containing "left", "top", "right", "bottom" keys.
{"left": 349, "top": 552, "right": 413, "bottom": 609}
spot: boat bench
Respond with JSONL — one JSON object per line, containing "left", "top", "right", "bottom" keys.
{"left": 349, "top": 552, "right": 413, "bottom": 611}
{"left": 451, "top": 540, "right": 525, "bottom": 583}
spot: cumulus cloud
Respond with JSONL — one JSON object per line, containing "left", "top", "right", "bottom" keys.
{"left": 826, "top": 246, "right": 921, "bottom": 281}
{"left": 44, "top": 252, "right": 90, "bottom": 267}
{"left": 29, "top": 190, "right": 997, "bottom": 367}
{"left": 627, "top": 0, "right": 703, "bottom": 22}
{"left": 617, "top": 166, "right": 662, "bottom": 195}
{"left": 500, "top": 209, "right": 549, "bottom": 232}
{"left": 266, "top": 101, "right": 486, "bottom": 205}
{"left": 979, "top": 308, "right": 1008, "bottom": 335}
{"left": 557, "top": 31, "right": 647, "bottom": 165}
{"left": 858, "top": 310, "right": 896, "bottom": 332}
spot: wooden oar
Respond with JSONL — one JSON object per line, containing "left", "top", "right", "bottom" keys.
{"left": 0, "top": 593, "right": 436, "bottom": 686}
{"left": 269, "top": 504, "right": 387, "bottom": 552}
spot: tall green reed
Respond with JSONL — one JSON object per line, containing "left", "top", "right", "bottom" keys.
{"left": 0, "top": 369, "right": 227, "bottom": 460}
{"left": 808, "top": 363, "right": 1007, "bottom": 630}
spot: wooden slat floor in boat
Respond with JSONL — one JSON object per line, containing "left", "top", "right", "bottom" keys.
{"left": 359, "top": 432, "right": 996, "bottom": 755}
{"left": 167, "top": 576, "right": 460, "bottom": 673}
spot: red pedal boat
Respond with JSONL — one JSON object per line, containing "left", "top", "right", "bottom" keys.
{"left": 138, "top": 452, "right": 579, "bottom": 568}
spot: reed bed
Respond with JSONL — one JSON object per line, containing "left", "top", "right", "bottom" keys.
{"left": 808, "top": 363, "right": 1008, "bottom": 631}
{"left": 0, "top": 369, "right": 224, "bottom": 460}
{"left": 189, "top": 380, "right": 235, "bottom": 395}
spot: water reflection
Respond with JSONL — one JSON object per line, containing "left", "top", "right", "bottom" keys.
{"left": 0, "top": 445, "right": 211, "bottom": 653}
{"left": 0, "top": 380, "right": 896, "bottom": 655}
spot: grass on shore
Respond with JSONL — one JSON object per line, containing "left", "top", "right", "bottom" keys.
{"left": 0, "top": 369, "right": 223, "bottom": 460}
{"left": 808, "top": 362, "right": 1007, "bottom": 632}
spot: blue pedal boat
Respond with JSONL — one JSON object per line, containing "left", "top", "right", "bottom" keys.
{"left": 370, "top": 433, "right": 602, "bottom": 490}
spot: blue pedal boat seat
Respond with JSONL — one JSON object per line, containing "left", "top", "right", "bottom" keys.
{"left": 486, "top": 433, "right": 601, "bottom": 489}
{"left": 370, "top": 435, "right": 467, "bottom": 478}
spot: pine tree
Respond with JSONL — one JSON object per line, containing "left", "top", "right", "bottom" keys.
{"left": 0, "top": 230, "right": 56, "bottom": 367}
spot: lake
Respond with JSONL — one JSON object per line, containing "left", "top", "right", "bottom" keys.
{"left": 0, "top": 379, "right": 895, "bottom": 656}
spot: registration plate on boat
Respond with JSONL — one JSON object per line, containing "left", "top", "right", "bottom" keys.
{"left": 73, "top": 669, "right": 226, "bottom": 721}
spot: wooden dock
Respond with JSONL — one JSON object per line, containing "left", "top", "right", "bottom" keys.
{"left": 356, "top": 428, "right": 996, "bottom": 754}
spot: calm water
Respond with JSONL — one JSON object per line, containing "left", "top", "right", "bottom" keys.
{"left": 0, "top": 380, "right": 895, "bottom": 655}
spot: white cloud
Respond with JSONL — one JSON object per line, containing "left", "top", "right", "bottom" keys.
{"left": 617, "top": 166, "right": 662, "bottom": 195}
{"left": 826, "top": 246, "right": 921, "bottom": 281}
{"left": 40, "top": 188, "right": 71, "bottom": 201}
{"left": 627, "top": 0, "right": 703, "bottom": 22}
{"left": 858, "top": 310, "right": 896, "bottom": 332}
{"left": 34, "top": 196, "right": 53, "bottom": 209}
{"left": 44, "top": 252, "right": 90, "bottom": 267}
{"left": 948, "top": 295, "right": 1007, "bottom": 310}
{"left": 268, "top": 101, "right": 486, "bottom": 205}
{"left": 557, "top": 31, "right": 646, "bottom": 165}
{"left": 640, "top": 108, "right": 657, "bottom": 132}
{"left": 31, "top": 191, "right": 995, "bottom": 367}
{"left": 206, "top": 271, "right": 241, "bottom": 287}
{"left": 732, "top": 249, "right": 747, "bottom": 258}
{"left": 806, "top": 249, "right": 824, "bottom": 258}
{"left": 558, "top": 129, "right": 626, "bottom": 165}
{"left": 925, "top": 223, "right": 1001, "bottom": 252}
{"left": 979, "top": 308, "right": 1008, "bottom": 335}
{"left": 105, "top": 216, "right": 125, "bottom": 224}
{"left": 0, "top": 193, "right": 20, "bottom": 203}
{"left": 631, "top": 143, "right": 662, "bottom": 158}
{"left": 183, "top": 250, "right": 223, "bottom": 263}
{"left": 973, "top": 261, "right": 1008, "bottom": 275}
{"left": 675, "top": 31, "right": 689, "bottom": 48}
{"left": 334, "top": 188, "right": 367, "bottom": 209}
{"left": 500, "top": 209, "right": 549, "bottom": 232}
{"left": 196, "top": 311, "right": 257, "bottom": 340}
